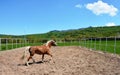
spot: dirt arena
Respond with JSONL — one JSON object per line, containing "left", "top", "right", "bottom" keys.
{"left": 0, "top": 46, "right": 120, "bottom": 75}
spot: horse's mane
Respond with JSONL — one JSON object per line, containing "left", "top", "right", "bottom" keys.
{"left": 46, "top": 40, "right": 55, "bottom": 46}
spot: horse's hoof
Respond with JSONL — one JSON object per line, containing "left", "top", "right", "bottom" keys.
{"left": 25, "top": 64, "right": 28, "bottom": 66}
{"left": 25, "top": 62, "right": 29, "bottom": 66}
{"left": 41, "top": 61, "right": 44, "bottom": 63}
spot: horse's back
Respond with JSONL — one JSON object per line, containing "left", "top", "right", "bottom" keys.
{"left": 30, "top": 45, "right": 49, "bottom": 54}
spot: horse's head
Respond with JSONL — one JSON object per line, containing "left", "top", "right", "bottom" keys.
{"left": 51, "top": 40, "right": 57, "bottom": 46}
{"left": 46, "top": 40, "right": 57, "bottom": 47}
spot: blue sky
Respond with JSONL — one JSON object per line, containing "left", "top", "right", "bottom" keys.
{"left": 0, "top": 0, "right": 120, "bottom": 35}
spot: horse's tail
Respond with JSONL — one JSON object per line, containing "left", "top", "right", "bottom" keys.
{"left": 21, "top": 46, "right": 30, "bottom": 60}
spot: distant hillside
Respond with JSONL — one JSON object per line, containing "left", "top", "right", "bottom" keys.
{"left": 0, "top": 34, "right": 14, "bottom": 38}
{"left": 25, "top": 26, "right": 120, "bottom": 40}
{"left": 0, "top": 34, "right": 24, "bottom": 38}
{"left": 0, "top": 26, "right": 120, "bottom": 40}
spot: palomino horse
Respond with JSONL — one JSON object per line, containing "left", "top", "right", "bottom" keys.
{"left": 21, "top": 40, "right": 57, "bottom": 66}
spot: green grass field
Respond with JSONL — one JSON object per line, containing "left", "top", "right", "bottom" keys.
{"left": 0, "top": 43, "right": 44, "bottom": 51}
{"left": 0, "top": 40, "right": 120, "bottom": 54}
{"left": 0, "top": 44, "right": 25, "bottom": 51}
{"left": 57, "top": 40, "right": 120, "bottom": 54}
{"left": 84, "top": 40, "right": 120, "bottom": 54}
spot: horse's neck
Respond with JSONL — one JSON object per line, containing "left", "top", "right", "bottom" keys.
{"left": 46, "top": 42, "right": 51, "bottom": 48}
{"left": 48, "top": 43, "right": 52, "bottom": 48}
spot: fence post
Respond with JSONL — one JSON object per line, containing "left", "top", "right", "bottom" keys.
{"left": 19, "top": 39, "right": 21, "bottom": 47}
{"left": 88, "top": 39, "right": 90, "bottom": 48}
{"left": 90, "top": 38, "right": 92, "bottom": 50}
{"left": 87, "top": 39, "right": 89, "bottom": 48}
{"left": 24, "top": 38, "right": 25, "bottom": 46}
{"left": 70, "top": 40, "right": 72, "bottom": 46}
{"left": 16, "top": 39, "right": 17, "bottom": 48}
{"left": 94, "top": 38, "right": 96, "bottom": 50}
{"left": 81, "top": 39, "right": 83, "bottom": 47}
{"left": 6, "top": 38, "right": 8, "bottom": 50}
{"left": 79, "top": 38, "right": 80, "bottom": 47}
{"left": 12, "top": 39, "right": 13, "bottom": 49}
{"left": 0, "top": 38, "right": 1, "bottom": 50}
{"left": 105, "top": 37, "right": 108, "bottom": 53}
{"left": 86, "top": 39, "right": 87, "bottom": 47}
{"left": 99, "top": 38, "right": 101, "bottom": 50}
{"left": 64, "top": 39, "right": 65, "bottom": 46}
{"left": 114, "top": 37, "right": 116, "bottom": 54}
{"left": 84, "top": 39, "right": 86, "bottom": 47}
{"left": 22, "top": 39, "right": 24, "bottom": 47}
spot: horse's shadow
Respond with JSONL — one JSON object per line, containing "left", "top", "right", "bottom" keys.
{"left": 18, "top": 60, "right": 49, "bottom": 66}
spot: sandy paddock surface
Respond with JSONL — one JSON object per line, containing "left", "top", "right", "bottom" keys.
{"left": 0, "top": 46, "right": 120, "bottom": 75}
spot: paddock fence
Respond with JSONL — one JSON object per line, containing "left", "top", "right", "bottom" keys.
{"left": 56, "top": 37, "right": 120, "bottom": 54}
{"left": 0, "top": 37, "right": 120, "bottom": 54}
{"left": 0, "top": 38, "right": 27, "bottom": 51}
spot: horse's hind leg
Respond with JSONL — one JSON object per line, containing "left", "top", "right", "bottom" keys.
{"left": 26, "top": 56, "right": 32, "bottom": 66}
{"left": 42, "top": 54, "right": 44, "bottom": 62}
{"left": 26, "top": 49, "right": 36, "bottom": 66}
{"left": 26, "top": 54, "right": 35, "bottom": 66}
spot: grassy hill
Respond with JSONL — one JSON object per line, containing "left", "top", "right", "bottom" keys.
{"left": 25, "top": 26, "right": 120, "bottom": 40}
{"left": 0, "top": 26, "right": 120, "bottom": 40}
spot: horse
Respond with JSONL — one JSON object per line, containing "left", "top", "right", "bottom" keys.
{"left": 21, "top": 40, "right": 57, "bottom": 66}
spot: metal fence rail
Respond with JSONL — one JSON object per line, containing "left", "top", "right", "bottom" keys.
{"left": 55, "top": 37, "right": 120, "bottom": 54}
{"left": 0, "top": 38, "right": 27, "bottom": 51}
{"left": 65, "top": 37, "right": 120, "bottom": 54}
{"left": 0, "top": 37, "right": 120, "bottom": 54}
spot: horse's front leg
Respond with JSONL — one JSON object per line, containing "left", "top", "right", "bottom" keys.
{"left": 32, "top": 57, "right": 36, "bottom": 63}
{"left": 47, "top": 52, "right": 55, "bottom": 63}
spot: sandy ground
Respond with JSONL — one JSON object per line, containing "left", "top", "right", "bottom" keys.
{"left": 0, "top": 46, "right": 120, "bottom": 75}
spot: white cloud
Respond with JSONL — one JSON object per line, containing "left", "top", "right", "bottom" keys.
{"left": 86, "top": 0, "right": 118, "bottom": 16}
{"left": 75, "top": 4, "right": 82, "bottom": 8}
{"left": 105, "top": 22, "right": 116, "bottom": 26}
